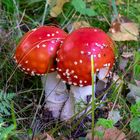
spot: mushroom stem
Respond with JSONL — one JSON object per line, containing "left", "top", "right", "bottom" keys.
{"left": 42, "top": 72, "right": 68, "bottom": 119}
{"left": 60, "top": 92, "right": 75, "bottom": 120}
{"left": 61, "top": 75, "right": 96, "bottom": 119}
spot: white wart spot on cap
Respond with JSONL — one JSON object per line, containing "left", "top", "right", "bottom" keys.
{"left": 56, "top": 58, "right": 60, "bottom": 62}
{"left": 42, "top": 44, "right": 46, "bottom": 47}
{"left": 50, "top": 47, "right": 54, "bottom": 51}
{"left": 104, "top": 64, "right": 108, "bottom": 67}
{"left": 74, "top": 75, "right": 78, "bottom": 79}
{"left": 73, "top": 82, "right": 77, "bottom": 86}
{"left": 66, "top": 69, "right": 69, "bottom": 73}
{"left": 47, "top": 34, "right": 50, "bottom": 37}
{"left": 63, "top": 73, "right": 66, "bottom": 76}
{"left": 79, "top": 80, "right": 82, "bottom": 83}
{"left": 51, "top": 40, "right": 55, "bottom": 44}
{"left": 36, "top": 45, "right": 40, "bottom": 48}
{"left": 108, "top": 63, "right": 110, "bottom": 66}
{"left": 66, "top": 73, "right": 70, "bottom": 76}
{"left": 25, "top": 60, "right": 28, "bottom": 64}
{"left": 50, "top": 68, "right": 55, "bottom": 71}
{"left": 74, "top": 61, "right": 78, "bottom": 65}
{"left": 98, "top": 54, "right": 101, "bottom": 58}
{"left": 95, "top": 42, "right": 100, "bottom": 47}
{"left": 96, "top": 68, "right": 99, "bottom": 72}
{"left": 88, "top": 52, "right": 91, "bottom": 55}
{"left": 68, "top": 81, "right": 72, "bottom": 85}
{"left": 84, "top": 81, "right": 87, "bottom": 83}
{"left": 31, "top": 71, "right": 35, "bottom": 76}
{"left": 56, "top": 51, "right": 59, "bottom": 54}
{"left": 79, "top": 60, "right": 83, "bottom": 64}
{"left": 94, "top": 29, "right": 97, "bottom": 32}
{"left": 27, "top": 68, "right": 30, "bottom": 71}
{"left": 52, "top": 33, "right": 55, "bottom": 36}
{"left": 56, "top": 31, "right": 59, "bottom": 34}
{"left": 71, "top": 70, "right": 74, "bottom": 74}
{"left": 80, "top": 51, "right": 84, "bottom": 54}
{"left": 58, "top": 69, "right": 62, "bottom": 72}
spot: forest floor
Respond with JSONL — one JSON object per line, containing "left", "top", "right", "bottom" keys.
{"left": 0, "top": 0, "right": 140, "bottom": 140}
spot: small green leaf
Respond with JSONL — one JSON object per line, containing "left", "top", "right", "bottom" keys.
{"left": 71, "top": 0, "right": 97, "bottom": 16}
{"left": 96, "top": 118, "right": 114, "bottom": 129}
{"left": 71, "top": 0, "right": 86, "bottom": 12}
{"left": 130, "top": 117, "right": 140, "bottom": 133}
{"left": 84, "top": 8, "right": 97, "bottom": 16}
{"left": 131, "top": 100, "right": 140, "bottom": 117}
{"left": 95, "top": 130, "right": 104, "bottom": 138}
{"left": 133, "top": 51, "right": 140, "bottom": 80}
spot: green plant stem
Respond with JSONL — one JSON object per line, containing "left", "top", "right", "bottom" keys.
{"left": 127, "top": 0, "right": 130, "bottom": 16}
{"left": 41, "top": 0, "right": 49, "bottom": 25}
{"left": 11, "top": 101, "right": 17, "bottom": 129}
{"left": 91, "top": 55, "right": 95, "bottom": 140}
{"left": 111, "top": 0, "right": 118, "bottom": 21}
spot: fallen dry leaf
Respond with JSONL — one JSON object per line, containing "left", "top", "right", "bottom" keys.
{"left": 115, "top": 0, "right": 125, "bottom": 5}
{"left": 121, "top": 52, "right": 133, "bottom": 58}
{"left": 127, "top": 83, "right": 140, "bottom": 104}
{"left": 135, "top": 80, "right": 140, "bottom": 86}
{"left": 72, "top": 21, "right": 90, "bottom": 30}
{"left": 33, "top": 132, "right": 55, "bottom": 140}
{"left": 113, "top": 73, "right": 122, "bottom": 85}
{"left": 109, "top": 16, "right": 139, "bottom": 41}
{"left": 50, "top": 0, "right": 69, "bottom": 17}
{"left": 86, "top": 127, "right": 126, "bottom": 140}
{"left": 108, "top": 110, "right": 121, "bottom": 124}
{"left": 86, "top": 0, "right": 92, "bottom": 2}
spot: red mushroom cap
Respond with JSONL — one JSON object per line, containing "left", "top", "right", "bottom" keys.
{"left": 56, "top": 27, "right": 115, "bottom": 86}
{"left": 14, "top": 26, "right": 67, "bottom": 75}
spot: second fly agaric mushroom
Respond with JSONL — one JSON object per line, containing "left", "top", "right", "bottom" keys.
{"left": 56, "top": 27, "right": 115, "bottom": 119}
{"left": 14, "top": 26, "right": 69, "bottom": 119}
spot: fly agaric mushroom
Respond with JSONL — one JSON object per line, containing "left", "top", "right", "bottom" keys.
{"left": 14, "top": 26, "right": 67, "bottom": 75}
{"left": 56, "top": 27, "right": 115, "bottom": 119}
{"left": 14, "top": 26, "right": 69, "bottom": 119}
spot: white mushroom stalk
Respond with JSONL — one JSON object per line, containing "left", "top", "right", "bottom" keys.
{"left": 42, "top": 72, "right": 69, "bottom": 119}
